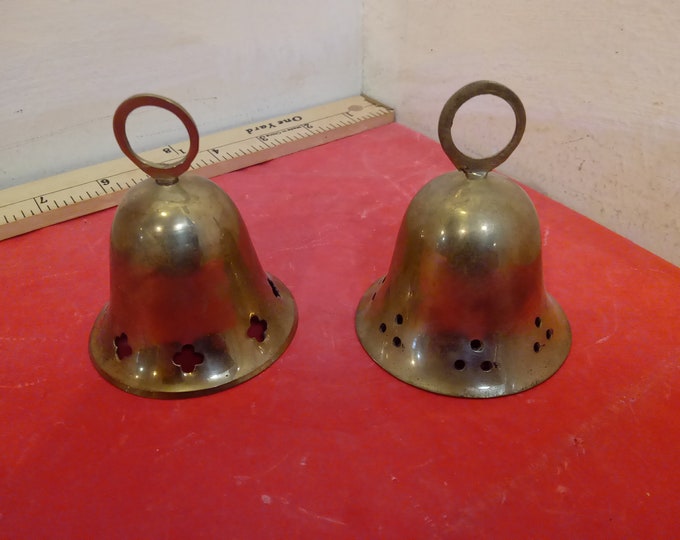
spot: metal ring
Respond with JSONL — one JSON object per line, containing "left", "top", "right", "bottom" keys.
{"left": 112, "top": 94, "right": 199, "bottom": 181}
{"left": 437, "top": 81, "right": 526, "bottom": 175}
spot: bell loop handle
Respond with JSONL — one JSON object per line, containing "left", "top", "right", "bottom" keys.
{"left": 437, "top": 81, "right": 526, "bottom": 177}
{"left": 113, "top": 94, "right": 199, "bottom": 184}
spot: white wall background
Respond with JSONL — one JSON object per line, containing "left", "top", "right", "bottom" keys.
{"left": 2, "top": 0, "right": 679, "bottom": 265}
{"left": 1, "top": 0, "right": 361, "bottom": 188}
{"left": 364, "top": 0, "right": 680, "bottom": 265}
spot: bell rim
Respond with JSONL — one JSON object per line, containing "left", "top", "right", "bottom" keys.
{"left": 355, "top": 277, "right": 571, "bottom": 399}
{"left": 89, "top": 274, "right": 298, "bottom": 399}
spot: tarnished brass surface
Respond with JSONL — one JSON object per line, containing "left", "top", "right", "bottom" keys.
{"left": 89, "top": 95, "right": 297, "bottom": 398}
{"left": 356, "top": 81, "right": 571, "bottom": 398}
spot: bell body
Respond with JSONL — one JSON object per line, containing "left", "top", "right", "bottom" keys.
{"left": 356, "top": 171, "right": 571, "bottom": 398}
{"left": 90, "top": 174, "right": 297, "bottom": 397}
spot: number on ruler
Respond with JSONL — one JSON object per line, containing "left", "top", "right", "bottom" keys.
{"left": 210, "top": 148, "right": 219, "bottom": 154}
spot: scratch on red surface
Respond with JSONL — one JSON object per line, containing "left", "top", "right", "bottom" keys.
{"left": 258, "top": 452, "right": 290, "bottom": 477}
{"left": 0, "top": 378, "right": 45, "bottom": 389}
{"left": 233, "top": 453, "right": 291, "bottom": 485}
{"left": 404, "top": 457, "right": 435, "bottom": 473}
{"left": 595, "top": 304, "right": 620, "bottom": 345}
{"left": 0, "top": 336, "right": 48, "bottom": 342}
{"left": 297, "top": 505, "right": 346, "bottom": 526}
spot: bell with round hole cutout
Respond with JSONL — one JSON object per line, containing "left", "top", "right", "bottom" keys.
{"left": 355, "top": 81, "right": 571, "bottom": 398}
{"left": 89, "top": 94, "right": 297, "bottom": 398}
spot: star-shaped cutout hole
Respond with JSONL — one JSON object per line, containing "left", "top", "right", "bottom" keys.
{"left": 247, "top": 315, "right": 267, "bottom": 343}
{"left": 172, "top": 344, "right": 204, "bottom": 373}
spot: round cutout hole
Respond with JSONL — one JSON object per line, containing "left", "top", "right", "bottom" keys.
{"left": 470, "top": 339, "right": 483, "bottom": 352}
{"left": 480, "top": 360, "right": 493, "bottom": 372}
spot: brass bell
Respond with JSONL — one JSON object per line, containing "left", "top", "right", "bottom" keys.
{"left": 356, "top": 81, "right": 571, "bottom": 398}
{"left": 89, "top": 94, "right": 297, "bottom": 398}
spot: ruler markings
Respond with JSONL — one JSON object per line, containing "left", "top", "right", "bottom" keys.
{"left": 0, "top": 95, "right": 393, "bottom": 240}
{"left": 4, "top": 171, "right": 133, "bottom": 205}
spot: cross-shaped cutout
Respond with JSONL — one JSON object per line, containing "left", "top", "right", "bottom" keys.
{"left": 247, "top": 315, "right": 268, "bottom": 342}
{"left": 172, "top": 344, "right": 204, "bottom": 373}
{"left": 114, "top": 333, "right": 133, "bottom": 359}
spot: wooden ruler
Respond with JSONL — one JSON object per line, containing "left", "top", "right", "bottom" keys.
{"left": 0, "top": 95, "right": 393, "bottom": 241}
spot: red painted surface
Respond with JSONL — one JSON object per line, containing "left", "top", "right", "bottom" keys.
{"left": 1, "top": 124, "right": 678, "bottom": 538}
